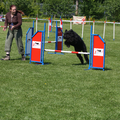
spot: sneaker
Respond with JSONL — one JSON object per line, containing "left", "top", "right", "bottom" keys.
{"left": 22, "top": 55, "right": 26, "bottom": 61}
{"left": 1, "top": 55, "right": 10, "bottom": 60}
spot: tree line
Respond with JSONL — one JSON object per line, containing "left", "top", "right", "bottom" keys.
{"left": 0, "top": 0, "right": 120, "bottom": 21}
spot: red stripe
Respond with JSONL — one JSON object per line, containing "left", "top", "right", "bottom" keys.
{"left": 72, "top": 51, "right": 79, "bottom": 54}
{"left": 55, "top": 50, "right": 61, "bottom": 52}
{"left": 48, "top": 41, "right": 51, "bottom": 43}
{"left": 60, "top": 19, "right": 62, "bottom": 25}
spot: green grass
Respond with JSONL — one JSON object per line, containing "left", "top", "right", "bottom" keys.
{"left": 0, "top": 21, "right": 120, "bottom": 120}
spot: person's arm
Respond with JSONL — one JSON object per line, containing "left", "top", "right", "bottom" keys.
{"left": 13, "top": 13, "right": 22, "bottom": 29}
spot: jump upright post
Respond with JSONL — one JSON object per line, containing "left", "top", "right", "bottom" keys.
{"left": 25, "top": 21, "right": 34, "bottom": 56}
{"left": 30, "top": 24, "right": 106, "bottom": 71}
{"left": 88, "top": 26, "right": 106, "bottom": 71}
{"left": 50, "top": 21, "right": 63, "bottom": 54}
{"left": 48, "top": 17, "right": 63, "bottom": 38}
{"left": 45, "top": 21, "right": 64, "bottom": 54}
{"left": 29, "top": 23, "right": 46, "bottom": 65}
{"left": 44, "top": 21, "right": 64, "bottom": 54}
{"left": 25, "top": 21, "right": 63, "bottom": 57}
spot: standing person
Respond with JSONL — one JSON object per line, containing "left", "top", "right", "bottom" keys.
{"left": 1, "top": 5, "right": 25, "bottom": 61}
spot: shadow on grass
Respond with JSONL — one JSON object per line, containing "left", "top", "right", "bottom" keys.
{"left": 25, "top": 58, "right": 30, "bottom": 60}
{"left": 72, "top": 63, "right": 112, "bottom": 71}
{"left": 91, "top": 68, "right": 112, "bottom": 71}
{"left": 10, "top": 58, "right": 29, "bottom": 61}
{"left": 4, "top": 57, "right": 52, "bottom": 65}
{"left": 1, "top": 57, "right": 21, "bottom": 61}
{"left": 1, "top": 56, "right": 30, "bottom": 61}
{"left": 72, "top": 63, "right": 88, "bottom": 65}
{"left": 4, "top": 57, "right": 30, "bottom": 61}
{"left": 104, "top": 68, "right": 112, "bottom": 70}
{"left": 85, "top": 68, "right": 112, "bottom": 71}
{"left": 35, "top": 62, "right": 52, "bottom": 65}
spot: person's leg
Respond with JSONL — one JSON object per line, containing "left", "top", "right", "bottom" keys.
{"left": 1, "top": 29, "right": 14, "bottom": 60}
{"left": 14, "top": 28, "right": 25, "bottom": 61}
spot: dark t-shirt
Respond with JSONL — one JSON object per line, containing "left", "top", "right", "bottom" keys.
{"left": 4, "top": 11, "right": 22, "bottom": 29}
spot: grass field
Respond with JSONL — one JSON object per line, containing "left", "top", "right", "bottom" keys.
{"left": 0, "top": 21, "right": 120, "bottom": 120}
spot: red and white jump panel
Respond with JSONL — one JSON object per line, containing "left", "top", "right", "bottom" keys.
{"left": 49, "top": 18, "right": 52, "bottom": 32}
{"left": 45, "top": 41, "right": 56, "bottom": 43}
{"left": 44, "top": 49, "right": 90, "bottom": 55}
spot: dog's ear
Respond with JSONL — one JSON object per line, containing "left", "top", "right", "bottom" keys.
{"left": 65, "top": 29, "right": 67, "bottom": 32}
{"left": 69, "top": 29, "right": 73, "bottom": 32}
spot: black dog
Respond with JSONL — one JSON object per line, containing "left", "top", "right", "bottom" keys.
{"left": 63, "top": 29, "right": 89, "bottom": 64}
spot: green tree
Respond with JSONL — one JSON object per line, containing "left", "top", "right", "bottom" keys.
{"left": 7, "top": 0, "right": 32, "bottom": 16}
{"left": 0, "top": 0, "right": 7, "bottom": 14}
{"left": 42, "top": 0, "right": 74, "bottom": 18}
{"left": 0, "top": 2, "right": 4, "bottom": 13}
{"left": 79, "top": 0, "right": 105, "bottom": 20}
{"left": 29, "top": 1, "right": 40, "bottom": 17}
{"left": 6, "top": 0, "right": 41, "bottom": 17}
{"left": 104, "top": 0, "right": 120, "bottom": 21}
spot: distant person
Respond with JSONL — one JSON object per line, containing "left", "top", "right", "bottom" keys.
{"left": 1, "top": 5, "right": 25, "bottom": 61}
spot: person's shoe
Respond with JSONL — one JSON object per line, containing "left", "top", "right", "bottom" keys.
{"left": 22, "top": 55, "right": 26, "bottom": 61}
{"left": 1, "top": 55, "right": 10, "bottom": 60}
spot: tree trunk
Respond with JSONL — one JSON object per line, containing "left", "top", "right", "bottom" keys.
{"left": 75, "top": 0, "right": 79, "bottom": 16}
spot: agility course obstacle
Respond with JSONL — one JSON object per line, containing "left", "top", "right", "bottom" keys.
{"left": 45, "top": 41, "right": 56, "bottom": 43}
{"left": 48, "top": 17, "right": 63, "bottom": 32}
{"left": 25, "top": 21, "right": 34, "bottom": 56}
{"left": 44, "top": 49, "right": 89, "bottom": 55}
{"left": 25, "top": 21, "right": 63, "bottom": 56}
{"left": 47, "top": 22, "right": 64, "bottom": 54}
{"left": 88, "top": 26, "right": 106, "bottom": 71}
{"left": 29, "top": 23, "right": 106, "bottom": 71}
{"left": 48, "top": 17, "right": 63, "bottom": 38}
